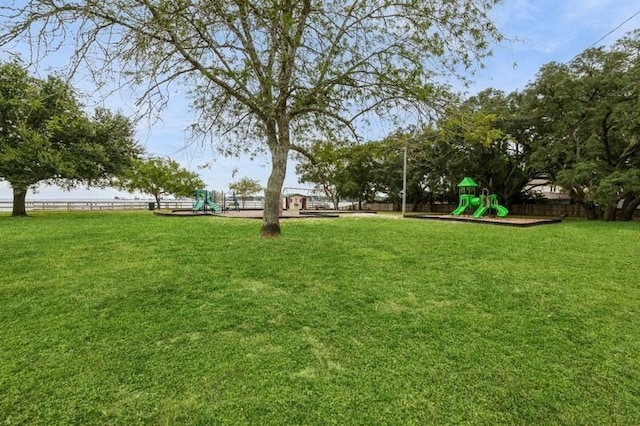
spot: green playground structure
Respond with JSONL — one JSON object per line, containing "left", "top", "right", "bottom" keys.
{"left": 192, "top": 189, "right": 222, "bottom": 213}
{"left": 451, "top": 177, "right": 509, "bottom": 218}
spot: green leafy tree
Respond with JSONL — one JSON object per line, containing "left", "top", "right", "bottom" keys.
{"left": 1, "top": 0, "right": 503, "bottom": 236}
{"left": 338, "top": 143, "right": 382, "bottom": 209}
{"left": 438, "top": 90, "right": 538, "bottom": 208}
{"left": 0, "top": 60, "right": 141, "bottom": 216}
{"left": 365, "top": 131, "right": 454, "bottom": 211}
{"left": 523, "top": 31, "right": 640, "bottom": 220}
{"left": 310, "top": 134, "right": 445, "bottom": 211}
{"left": 115, "top": 157, "right": 205, "bottom": 209}
{"left": 229, "top": 177, "right": 262, "bottom": 208}
{"left": 295, "top": 140, "right": 350, "bottom": 209}
{"left": 297, "top": 141, "right": 383, "bottom": 210}
{"left": 404, "top": 129, "right": 458, "bottom": 209}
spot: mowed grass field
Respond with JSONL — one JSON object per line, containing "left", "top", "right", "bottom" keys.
{"left": 1, "top": 211, "right": 639, "bottom": 425}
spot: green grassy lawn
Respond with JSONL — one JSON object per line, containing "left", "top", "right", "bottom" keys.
{"left": 1, "top": 212, "right": 639, "bottom": 425}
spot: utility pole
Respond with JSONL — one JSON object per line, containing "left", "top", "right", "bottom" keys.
{"left": 402, "top": 146, "right": 407, "bottom": 218}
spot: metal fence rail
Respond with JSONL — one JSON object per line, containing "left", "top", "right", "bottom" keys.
{"left": 0, "top": 199, "right": 269, "bottom": 212}
{"left": 0, "top": 200, "right": 193, "bottom": 212}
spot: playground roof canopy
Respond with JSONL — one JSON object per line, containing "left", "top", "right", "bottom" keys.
{"left": 457, "top": 177, "right": 479, "bottom": 188}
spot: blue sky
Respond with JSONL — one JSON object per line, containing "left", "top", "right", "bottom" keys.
{"left": 1, "top": 0, "right": 639, "bottom": 200}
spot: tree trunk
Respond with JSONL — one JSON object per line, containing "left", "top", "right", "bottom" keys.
{"left": 578, "top": 201, "right": 602, "bottom": 220}
{"left": 155, "top": 195, "right": 162, "bottom": 209}
{"left": 261, "top": 137, "right": 288, "bottom": 237}
{"left": 12, "top": 187, "right": 28, "bottom": 217}
{"left": 621, "top": 196, "right": 640, "bottom": 221}
{"left": 603, "top": 204, "right": 617, "bottom": 221}
{"left": 578, "top": 200, "right": 593, "bottom": 219}
{"left": 503, "top": 188, "right": 518, "bottom": 210}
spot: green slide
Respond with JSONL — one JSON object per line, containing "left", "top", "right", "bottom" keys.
{"left": 451, "top": 195, "right": 471, "bottom": 216}
{"left": 452, "top": 204, "right": 467, "bottom": 215}
{"left": 493, "top": 204, "right": 509, "bottom": 217}
{"left": 192, "top": 199, "right": 204, "bottom": 211}
{"left": 472, "top": 206, "right": 488, "bottom": 218}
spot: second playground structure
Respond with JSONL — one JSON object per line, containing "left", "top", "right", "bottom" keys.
{"left": 192, "top": 189, "right": 222, "bottom": 213}
{"left": 451, "top": 177, "right": 509, "bottom": 218}
{"left": 191, "top": 189, "right": 241, "bottom": 213}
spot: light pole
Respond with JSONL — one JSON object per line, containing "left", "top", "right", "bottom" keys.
{"left": 402, "top": 146, "right": 407, "bottom": 218}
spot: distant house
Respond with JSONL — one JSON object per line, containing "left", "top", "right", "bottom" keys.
{"left": 282, "top": 193, "right": 307, "bottom": 210}
{"left": 526, "top": 178, "right": 571, "bottom": 201}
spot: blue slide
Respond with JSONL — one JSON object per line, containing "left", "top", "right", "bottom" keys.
{"left": 192, "top": 199, "right": 205, "bottom": 212}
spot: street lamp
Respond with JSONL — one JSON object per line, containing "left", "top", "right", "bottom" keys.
{"left": 402, "top": 146, "right": 407, "bottom": 218}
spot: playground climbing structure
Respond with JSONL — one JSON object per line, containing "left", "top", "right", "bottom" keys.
{"left": 192, "top": 189, "right": 222, "bottom": 213}
{"left": 451, "top": 177, "right": 509, "bottom": 218}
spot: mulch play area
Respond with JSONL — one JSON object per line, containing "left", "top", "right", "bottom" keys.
{"left": 408, "top": 214, "right": 562, "bottom": 227}
{"left": 154, "top": 209, "right": 561, "bottom": 226}
{"left": 153, "top": 209, "right": 375, "bottom": 219}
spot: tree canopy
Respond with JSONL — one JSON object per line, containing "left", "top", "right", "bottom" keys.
{"left": 435, "top": 90, "right": 538, "bottom": 208}
{"left": 523, "top": 30, "right": 640, "bottom": 220}
{"left": 229, "top": 177, "right": 262, "bottom": 208}
{"left": 306, "top": 31, "right": 640, "bottom": 221}
{"left": 0, "top": 60, "right": 141, "bottom": 216}
{"left": 295, "top": 140, "right": 351, "bottom": 210}
{"left": 0, "top": 0, "right": 503, "bottom": 235}
{"left": 115, "top": 156, "right": 205, "bottom": 209}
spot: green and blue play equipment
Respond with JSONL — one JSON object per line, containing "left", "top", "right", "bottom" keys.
{"left": 192, "top": 189, "right": 222, "bottom": 213}
{"left": 451, "top": 177, "right": 509, "bottom": 218}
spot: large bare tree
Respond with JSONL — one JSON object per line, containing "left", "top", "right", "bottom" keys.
{"left": 1, "top": 0, "right": 502, "bottom": 236}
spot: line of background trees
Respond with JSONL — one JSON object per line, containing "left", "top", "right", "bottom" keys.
{"left": 296, "top": 30, "right": 640, "bottom": 221}
{"left": 0, "top": 58, "right": 270, "bottom": 215}
{"left": 3, "top": 30, "right": 639, "bottom": 221}
{"left": 1, "top": 0, "right": 504, "bottom": 236}
{"left": 0, "top": 60, "right": 208, "bottom": 215}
